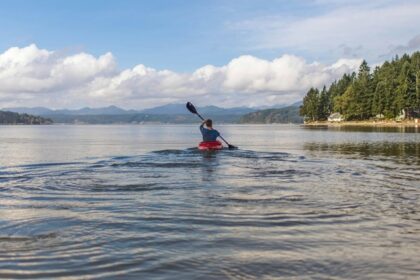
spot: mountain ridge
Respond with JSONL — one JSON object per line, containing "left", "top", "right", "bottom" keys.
{"left": 239, "top": 105, "right": 303, "bottom": 124}
{"left": 2, "top": 103, "right": 258, "bottom": 116}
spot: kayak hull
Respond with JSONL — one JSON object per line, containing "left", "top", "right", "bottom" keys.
{"left": 198, "top": 141, "right": 223, "bottom": 151}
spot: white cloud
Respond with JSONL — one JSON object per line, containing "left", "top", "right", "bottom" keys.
{"left": 229, "top": 0, "right": 420, "bottom": 62}
{"left": 0, "top": 44, "right": 116, "bottom": 94}
{"left": 0, "top": 44, "right": 362, "bottom": 109}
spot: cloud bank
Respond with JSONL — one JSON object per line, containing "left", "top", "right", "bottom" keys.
{"left": 230, "top": 0, "right": 420, "bottom": 62}
{"left": 0, "top": 44, "right": 362, "bottom": 109}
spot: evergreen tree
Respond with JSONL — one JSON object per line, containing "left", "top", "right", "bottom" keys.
{"left": 300, "top": 88, "right": 320, "bottom": 121}
{"left": 372, "top": 81, "right": 389, "bottom": 117}
{"left": 318, "top": 86, "right": 329, "bottom": 120}
{"left": 299, "top": 51, "right": 420, "bottom": 121}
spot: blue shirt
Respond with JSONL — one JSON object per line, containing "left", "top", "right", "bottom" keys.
{"left": 200, "top": 124, "right": 220, "bottom": 141}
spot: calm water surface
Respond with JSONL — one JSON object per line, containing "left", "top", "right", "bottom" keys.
{"left": 0, "top": 124, "right": 419, "bottom": 279}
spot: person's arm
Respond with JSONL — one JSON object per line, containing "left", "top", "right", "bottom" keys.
{"left": 200, "top": 119, "right": 207, "bottom": 132}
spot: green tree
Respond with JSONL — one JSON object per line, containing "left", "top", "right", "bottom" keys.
{"left": 300, "top": 51, "right": 420, "bottom": 121}
{"left": 318, "top": 86, "right": 330, "bottom": 120}
{"left": 300, "top": 87, "right": 320, "bottom": 121}
{"left": 352, "top": 60, "right": 373, "bottom": 119}
{"left": 372, "top": 81, "right": 388, "bottom": 116}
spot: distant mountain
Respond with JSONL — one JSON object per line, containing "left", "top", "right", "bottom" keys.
{"left": 139, "top": 104, "right": 188, "bottom": 115}
{"left": 53, "top": 105, "right": 138, "bottom": 115}
{"left": 46, "top": 113, "right": 242, "bottom": 124}
{"left": 0, "top": 111, "right": 53, "bottom": 125}
{"left": 290, "top": 100, "right": 303, "bottom": 107}
{"left": 256, "top": 100, "right": 303, "bottom": 110}
{"left": 1, "top": 103, "right": 266, "bottom": 124}
{"left": 3, "top": 103, "right": 255, "bottom": 116}
{"left": 140, "top": 103, "right": 255, "bottom": 115}
{"left": 199, "top": 105, "right": 255, "bottom": 115}
{"left": 239, "top": 106, "right": 303, "bottom": 124}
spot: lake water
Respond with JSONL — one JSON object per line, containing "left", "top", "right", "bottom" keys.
{"left": 0, "top": 124, "right": 419, "bottom": 279}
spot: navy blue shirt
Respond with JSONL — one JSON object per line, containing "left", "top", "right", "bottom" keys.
{"left": 200, "top": 124, "right": 220, "bottom": 141}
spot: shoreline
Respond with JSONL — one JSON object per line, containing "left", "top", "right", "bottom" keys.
{"left": 303, "top": 120, "right": 419, "bottom": 127}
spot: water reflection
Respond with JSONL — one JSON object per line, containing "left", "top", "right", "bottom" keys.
{"left": 302, "top": 125, "right": 420, "bottom": 133}
{"left": 1, "top": 125, "right": 419, "bottom": 279}
{"left": 200, "top": 150, "right": 221, "bottom": 182}
{"left": 304, "top": 142, "right": 420, "bottom": 165}
{"left": 1, "top": 147, "right": 420, "bottom": 279}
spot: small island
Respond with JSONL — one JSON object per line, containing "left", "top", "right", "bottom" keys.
{"left": 300, "top": 52, "right": 420, "bottom": 126}
{"left": 0, "top": 110, "right": 53, "bottom": 125}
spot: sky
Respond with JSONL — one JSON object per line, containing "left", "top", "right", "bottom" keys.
{"left": 0, "top": 0, "right": 419, "bottom": 109}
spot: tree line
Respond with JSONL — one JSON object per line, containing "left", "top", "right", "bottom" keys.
{"left": 300, "top": 52, "right": 420, "bottom": 121}
{"left": 0, "top": 111, "right": 52, "bottom": 124}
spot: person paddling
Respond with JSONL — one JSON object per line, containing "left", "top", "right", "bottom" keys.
{"left": 186, "top": 101, "right": 237, "bottom": 149}
{"left": 200, "top": 119, "right": 220, "bottom": 142}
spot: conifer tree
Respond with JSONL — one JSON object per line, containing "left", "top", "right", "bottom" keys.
{"left": 300, "top": 88, "right": 320, "bottom": 121}
{"left": 299, "top": 51, "right": 420, "bottom": 121}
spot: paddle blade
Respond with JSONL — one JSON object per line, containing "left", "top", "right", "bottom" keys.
{"left": 186, "top": 102, "right": 198, "bottom": 114}
{"left": 228, "top": 144, "right": 238, "bottom": 150}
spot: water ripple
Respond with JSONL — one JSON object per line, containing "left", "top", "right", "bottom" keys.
{"left": 0, "top": 148, "right": 419, "bottom": 279}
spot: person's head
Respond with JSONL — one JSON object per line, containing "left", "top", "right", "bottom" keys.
{"left": 205, "top": 119, "right": 213, "bottom": 128}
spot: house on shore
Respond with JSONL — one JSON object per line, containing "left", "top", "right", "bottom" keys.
{"left": 328, "top": 113, "right": 344, "bottom": 122}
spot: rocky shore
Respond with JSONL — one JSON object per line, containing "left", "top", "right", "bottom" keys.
{"left": 303, "top": 120, "right": 419, "bottom": 127}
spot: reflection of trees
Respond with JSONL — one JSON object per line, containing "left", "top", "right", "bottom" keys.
{"left": 303, "top": 142, "right": 419, "bottom": 165}
{"left": 302, "top": 125, "right": 420, "bottom": 133}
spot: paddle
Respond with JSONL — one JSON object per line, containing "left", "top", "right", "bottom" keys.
{"left": 186, "top": 102, "right": 238, "bottom": 149}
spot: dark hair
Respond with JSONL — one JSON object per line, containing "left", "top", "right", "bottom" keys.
{"left": 205, "top": 119, "right": 213, "bottom": 127}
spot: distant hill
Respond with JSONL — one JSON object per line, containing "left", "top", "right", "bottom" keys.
{"left": 47, "top": 113, "right": 242, "bottom": 124}
{"left": 0, "top": 111, "right": 53, "bottom": 124}
{"left": 2, "top": 103, "right": 305, "bottom": 124}
{"left": 3, "top": 103, "right": 256, "bottom": 116}
{"left": 140, "top": 103, "right": 255, "bottom": 115}
{"left": 255, "top": 100, "right": 303, "bottom": 110}
{"left": 239, "top": 106, "right": 303, "bottom": 124}
{"left": 2, "top": 103, "right": 258, "bottom": 124}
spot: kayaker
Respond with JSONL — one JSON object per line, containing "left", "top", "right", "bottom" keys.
{"left": 200, "top": 119, "right": 220, "bottom": 142}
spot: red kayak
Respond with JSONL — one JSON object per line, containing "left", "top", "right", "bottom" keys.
{"left": 198, "top": 141, "right": 223, "bottom": 151}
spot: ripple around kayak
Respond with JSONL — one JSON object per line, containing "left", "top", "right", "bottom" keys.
{"left": 0, "top": 148, "right": 419, "bottom": 279}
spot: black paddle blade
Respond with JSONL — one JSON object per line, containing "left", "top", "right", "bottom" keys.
{"left": 186, "top": 102, "right": 198, "bottom": 114}
{"left": 228, "top": 144, "right": 238, "bottom": 150}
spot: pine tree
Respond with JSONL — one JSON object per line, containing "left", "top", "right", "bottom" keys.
{"left": 318, "top": 86, "right": 330, "bottom": 120}
{"left": 299, "top": 51, "right": 420, "bottom": 121}
{"left": 300, "top": 88, "right": 320, "bottom": 121}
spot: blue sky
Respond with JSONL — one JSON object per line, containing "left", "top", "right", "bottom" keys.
{"left": 0, "top": 0, "right": 419, "bottom": 109}
{"left": 0, "top": 0, "right": 324, "bottom": 71}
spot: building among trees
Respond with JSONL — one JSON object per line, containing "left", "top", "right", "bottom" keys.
{"left": 327, "top": 113, "right": 344, "bottom": 122}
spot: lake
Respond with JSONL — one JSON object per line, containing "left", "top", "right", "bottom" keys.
{"left": 0, "top": 124, "right": 419, "bottom": 279}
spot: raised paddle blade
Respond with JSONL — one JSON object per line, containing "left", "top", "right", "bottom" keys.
{"left": 186, "top": 102, "right": 198, "bottom": 114}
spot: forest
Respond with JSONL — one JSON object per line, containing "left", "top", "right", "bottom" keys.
{"left": 0, "top": 111, "right": 52, "bottom": 125}
{"left": 300, "top": 52, "right": 420, "bottom": 121}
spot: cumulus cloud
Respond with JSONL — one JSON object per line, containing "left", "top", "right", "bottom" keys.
{"left": 0, "top": 44, "right": 362, "bottom": 109}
